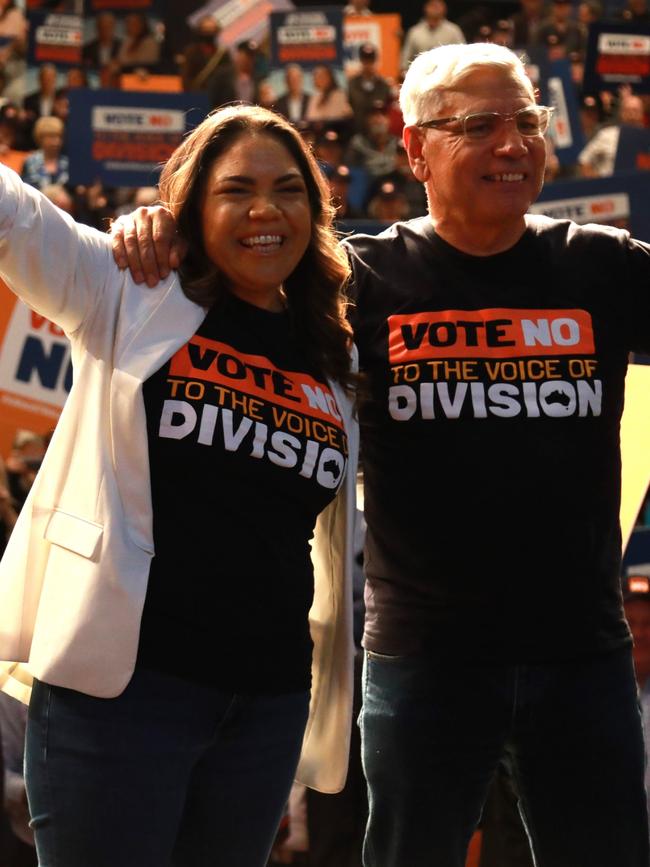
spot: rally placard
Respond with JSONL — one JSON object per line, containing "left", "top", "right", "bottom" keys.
{"left": 84, "top": 0, "right": 160, "bottom": 11}
{"left": 538, "top": 58, "right": 584, "bottom": 167}
{"left": 0, "top": 280, "right": 69, "bottom": 458}
{"left": 532, "top": 172, "right": 650, "bottom": 241}
{"left": 188, "top": 0, "right": 294, "bottom": 49}
{"left": 614, "top": 125, "right": 650, "bottom": 173}
{"left": 343, "top": 13, "right": 401, "bottom": 80}
{"left": 269, "top": 6, "right": 343, "bottom": 68}
{"left": 583, "top": 22, "right": 650, "bottom": 93}
{"left": 27, "top": 11, "right": 83, "bottom": 66}
{"left": 67, "top": 88, "right": 209, "bottom": 187}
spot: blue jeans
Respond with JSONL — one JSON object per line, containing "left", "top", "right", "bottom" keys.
{"left": 360, "top": 647, "right": 649, "bottom": 867}
{"left": 25, "top": 670, "right": 310, "bottom": 867}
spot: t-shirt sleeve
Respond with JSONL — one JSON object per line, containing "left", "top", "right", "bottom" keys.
{"left": 620, "top": 233, "right": 650, "bottom": 355}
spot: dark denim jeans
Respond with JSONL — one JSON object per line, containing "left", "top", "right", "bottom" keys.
{"left": 25, "top": 670, "right": 310, "bottom": 867}
{"left": 360, "top": 647, "right": 649, "bottom": 867}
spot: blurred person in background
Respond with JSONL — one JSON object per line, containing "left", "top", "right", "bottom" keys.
{"left": 275, "top": 64, "right": 310, "bottom": 125}
{"left": 314, "top": 128, "right": 346, "bottom": 174}
{"left": 343, "top": 0, "right": 372, "bottom": 15}
{"left": 507, "top": 0, "right": 548, "bottom": 49}
{"left": 578, "top": 88, "right": 645, "bottom": 176}
{"left": 257, "top": 79, "right": 276, "bottom": 111}
{"left": 51, "top": 87, "right": 70, "bottom": 125}
{"left": 345, "top": 100, "right": 399, "bottom": 180}
{"left": 325, "top": 164, "right": 363, "bottom": 221}
{"left": 491, "top": 19, "right": 515, "bottom": 48}
{"left": 577, "top": 0, "right": 602, "bottom": 34}
{"left": 348, "top": 43, "right": 392, "bottom": 135}
{"left": 82, "top": 11, "right": 120, "bottom": 79}
{"left": 0, "top": 0, "right": 26, "bottom": 70}
{"left": 65, "top": 67, "right": 88, "bottom": 89}
{"left": 400, "top": 0, "right": 465, "bottom": 69}
{"left": 0, "top": 692, "right": 35, "bottom": 866}
{"left": 536, "top": 0, "right": 586, "bottom": 60}
{"left": 110, "top": 12, "right": 160, "bottom": 77}
{"left": 578, "top": 93, "right": 604, "bottom": 140}
{"left": 5, "top": 430, "right": 46, "bottom": 515}
{"left": 366, "top": 180, "right": 410, "bottom": 222}
{"left": 0, "top": 0, "right": 27, "bottom": 107}
{"left": 305, "top": 65, "right": 353, "bottom": 137}
{"left": 179, "top": 14, "right": 235, "bottom": 109}
{"left": 42, "top": 182, "right": 74, "bottom": 214}
{"left": 619, "top": 0, "right": 650, "bottom": 23}
{"left": 22, "top": 64, "right": 59, "bottom": 145}
{"left": 0, "top": 106, "right": 28, "bottom": 174}
{"left": 0, "top": 455, "right": 17, "bottom": 558}
{"left": 366, "top": 138, "right": 428, "bottom": 218}
{"left": 232, "top": 39, "right": 262, "bottom": 105}
{"left": 21, "top": 116, "right": 69, "bottom": 191}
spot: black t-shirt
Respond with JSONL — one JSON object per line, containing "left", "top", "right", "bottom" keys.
{"left": 138, "top": 293, "right": 348, "bottom": 693}
{"left": 345, "top": 215, "right": 650, "bottom": 663}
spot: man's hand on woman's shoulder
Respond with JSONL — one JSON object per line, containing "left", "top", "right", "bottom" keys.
{"left": 110, "top": 205, "right": 185, "bottom": 287}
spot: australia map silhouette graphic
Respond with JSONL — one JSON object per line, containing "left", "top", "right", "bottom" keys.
{"left": 323, "top": 459, "right": 342, "bottom": 481}
{"left": 544, "top": 388, "right": 571, "bottom": 407}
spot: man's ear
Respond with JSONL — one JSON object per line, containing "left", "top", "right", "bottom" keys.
{"left": 403, "top": 125, "right": 431, "bottom": 183}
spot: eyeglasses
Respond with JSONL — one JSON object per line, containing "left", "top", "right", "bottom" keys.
{"left": 417, "top": 105, "right": 554, "bottom": 140}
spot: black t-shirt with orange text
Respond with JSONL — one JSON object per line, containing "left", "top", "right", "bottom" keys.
{"left": 137, "top": 293, "right": 348, "bottom": 693}
{"left": 345, "top": 215, "right": 650, "bottom": 662}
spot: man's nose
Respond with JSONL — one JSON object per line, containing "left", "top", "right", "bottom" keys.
{"left": 493, "top": 120, "right": 529, "bottom": 156}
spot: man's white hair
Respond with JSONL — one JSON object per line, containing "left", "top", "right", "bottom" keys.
{"left": 399, "top": 42, "right": 535, "bottom": 126}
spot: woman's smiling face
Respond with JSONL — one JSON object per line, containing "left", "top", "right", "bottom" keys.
{"left": 200, "top": 132, "right": 312, "bottom": 312}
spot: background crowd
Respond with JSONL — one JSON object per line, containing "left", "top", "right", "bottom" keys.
{"left": 0, "top": 0, "right": 649, "bottom": 865}
{"left": 1, "top": 0, "right": 650, "bottom": 229}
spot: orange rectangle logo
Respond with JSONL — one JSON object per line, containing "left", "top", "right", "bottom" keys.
{"left": 388, "top": 308, "right": 595, "bottom": 362}
{"left": 169, "top": 337, "right": 343, "bottom": 426}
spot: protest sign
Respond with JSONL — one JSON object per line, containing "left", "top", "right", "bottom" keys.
{"left": 67, "top": 88, "right": 208, "bottom": 187}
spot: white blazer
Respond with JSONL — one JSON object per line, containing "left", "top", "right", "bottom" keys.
{"left": 0, "top": 166, "right": 359, "bottom": 793}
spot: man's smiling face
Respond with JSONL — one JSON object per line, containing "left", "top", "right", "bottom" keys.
{"left": 411, "top": 68, "right": 547, "bottom": 242}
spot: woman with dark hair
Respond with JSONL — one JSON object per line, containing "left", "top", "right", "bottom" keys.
{"left": 0, "top": 0, "right": 26, "bottom": 67}
{"left": 111, "top": 11, "right": 160, "bottom": 74}
{"left": 305, "top": 64, "right": 353, "bottom": 130}
{"left": 0, "top": 104, "right": 359, "bottom": 867}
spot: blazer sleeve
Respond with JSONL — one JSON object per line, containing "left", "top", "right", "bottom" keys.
{"left": 0, "top": 164, "right": 114, "bottom": 335}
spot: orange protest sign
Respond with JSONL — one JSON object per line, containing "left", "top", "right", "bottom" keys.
{"left": 0, "top": 279, "right": 69, "bottom": 458}
{"left": 344, "top": 13, "right": 402, "bottom": 81}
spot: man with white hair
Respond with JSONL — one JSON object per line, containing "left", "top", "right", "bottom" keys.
{"left": 112, "top": 42, "right": 650, "bottom": 867}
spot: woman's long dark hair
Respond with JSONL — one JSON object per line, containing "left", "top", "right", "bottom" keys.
{"left": 314, "top": 65, "right": 337, "bottom": 108}
{"left": 158, "top": 104, "right": 355, "bottom": 391}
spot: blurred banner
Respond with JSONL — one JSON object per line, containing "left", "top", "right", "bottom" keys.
{"left": 343, "top": 13, "right": 402, "bottom": 80}
{"left": 583, "top": 22, "right": 650, "bottom": 93}
{"left": 269, "top": 5, "right": 343, "bottom": 68}
{"left": 615, "top": 125, "right": 650, "bottom": 172}
{"left": 531, "top": 172, "right": 650, "bottom": 241}
{"left": 0, "top": 280, "right": 70, "bottom": 457}
{"left": 84, "top": 0, "right": 161, "bottom": 12}
{"left": 538, "top": 58, "right": 585, "bottom": 167}
{"left": 67, "top": 88, "right": 208, "bottom": 187}
{"left": 27, "top": 11, "right": 84, "bottom": 66}
{"left": 189, "top": 0, "right": 294, "bottom": 49}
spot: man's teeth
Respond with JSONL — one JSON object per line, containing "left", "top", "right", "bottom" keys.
{"left": 241, "top": 235, "right": 283, "bottom": 246}
{"left": 487, "top": 173, "right": 524, "bottom": 182}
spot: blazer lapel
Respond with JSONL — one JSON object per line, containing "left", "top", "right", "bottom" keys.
{"left": 110, "top": 275, "right": 206, "bottom": 552}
